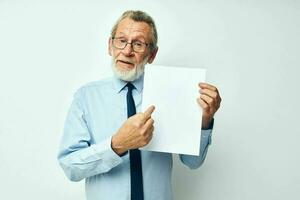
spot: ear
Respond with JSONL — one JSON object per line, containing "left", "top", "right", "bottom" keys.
{"left": 108, "top": 37, "right": 113, "bottom": 56}
{"left": 147, "top": 47, "right": 158, "bottom": 64}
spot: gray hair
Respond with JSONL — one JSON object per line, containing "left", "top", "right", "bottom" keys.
{"left": 111, "top": 10, "right": 158, "bottom": 50}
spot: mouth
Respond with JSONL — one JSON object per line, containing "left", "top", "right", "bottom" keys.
{"left": 116, "top": 59, "right": 135, "bottom": 70}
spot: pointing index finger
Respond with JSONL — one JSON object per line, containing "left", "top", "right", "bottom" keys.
{"left": 142, "top": 105, "right": 155, "bottom": 121}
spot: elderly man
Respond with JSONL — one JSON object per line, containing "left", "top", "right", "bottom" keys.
{"left": 58, "top": 10, "right": 221, "bottom": 200}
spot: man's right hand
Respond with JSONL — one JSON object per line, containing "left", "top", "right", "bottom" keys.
{"left": 111, "top": 105, "right": 155, "bottom": 155}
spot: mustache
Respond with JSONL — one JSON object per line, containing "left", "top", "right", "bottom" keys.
{"left": 115, "top": 59, "right": 135, "bottom": 64}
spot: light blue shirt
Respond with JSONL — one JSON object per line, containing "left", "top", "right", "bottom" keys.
{"left": 57, "top": 74, "right": 212, "bottom": 200}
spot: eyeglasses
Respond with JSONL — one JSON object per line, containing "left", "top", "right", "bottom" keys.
{"left": 112, "top": 37, "right": 149, "bottom": 53}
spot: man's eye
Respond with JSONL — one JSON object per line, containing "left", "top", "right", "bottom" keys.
{"left": 119, "top": 39, "right": 127, "bottom": 43}
{"left": 133, "top": 42, "right": 143, "bottom": 47}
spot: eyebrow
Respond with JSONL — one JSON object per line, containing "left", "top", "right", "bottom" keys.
{"left": 116, "top": 32, "right": 147, "bottom": 41}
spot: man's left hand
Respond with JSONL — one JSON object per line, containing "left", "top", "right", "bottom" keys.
{"left": 197, "top": 82, "right": 222, "bottom": 129}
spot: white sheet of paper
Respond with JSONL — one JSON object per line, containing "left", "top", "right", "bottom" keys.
{"left": 141, "top": 65, "right": 206, "bottom": 156}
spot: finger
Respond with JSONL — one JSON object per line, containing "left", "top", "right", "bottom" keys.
{"left": 197, "top": 98, "right": 209, "bottom": 111}
{"left": 141, "top": 127, "right": 154, "bottom": 147}
{"left": 146, "top": 126, "right": 154, "bottom": 139}
{"left": 147, "top": 125, "right": 154, "bottom": 134}
{"left": 142, "top": 105, "right": 155, "bottom": 121}
{"left": 149, "top": 126, "right": 154, "bottom": 137}
{"left": 143, "top": 117, "right": 154, "bottom": 130}
{"left": 148, "top": 132, "right": 153, "bottom": 141}
{"left": 199, "top": 88, "right": 218, "bottom": 99}
{"left": 198, "top": 82, "right": 218, "bottom": 92}
{"left": 200, "top": 94, "right": 215, "bottom": 107}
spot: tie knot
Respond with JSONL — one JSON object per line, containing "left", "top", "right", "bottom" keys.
{"left": 126, "top": 82, "right": 135, "bottom": 91}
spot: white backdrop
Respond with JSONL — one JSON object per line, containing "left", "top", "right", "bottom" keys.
{"left": 0, "top": 0, "right": 299, "bottom": 199}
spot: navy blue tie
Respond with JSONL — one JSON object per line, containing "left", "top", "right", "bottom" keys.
{"left": 126, "top": 82, "right": 144, "bottom": 200}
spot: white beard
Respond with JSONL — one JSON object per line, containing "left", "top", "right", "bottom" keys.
{"left": 111, "top": 55, "right": 148, "bottom": 82}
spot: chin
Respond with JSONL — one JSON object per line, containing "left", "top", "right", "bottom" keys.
{"left": 111, "top": 56, "right": 147, "bottom": 82}
{"left": 112, "top": 64, "right": 138, "bottom": 81}
{"left": 117, "top": 65, "right": 136, "bottom": 72}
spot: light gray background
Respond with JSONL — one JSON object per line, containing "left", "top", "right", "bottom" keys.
{"left": 0, "top": 0, "right": 299, "bottom": 199}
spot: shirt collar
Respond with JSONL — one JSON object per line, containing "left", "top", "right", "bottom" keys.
{"left": 113, "top": 73, "right": 144, "bottom": 94}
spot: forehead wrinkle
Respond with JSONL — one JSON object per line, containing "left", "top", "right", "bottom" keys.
{"left": 117, "top": 31, "right": 147, "bottom": 40}
{"left": 116, "top": 19, "right": 151, "bottom": 40}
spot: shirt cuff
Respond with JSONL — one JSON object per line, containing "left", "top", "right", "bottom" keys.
{"left": 92, "top": 136, "right": 123, "bottom": 167}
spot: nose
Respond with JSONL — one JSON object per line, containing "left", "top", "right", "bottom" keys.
{"left": 122, "top": 43, "right": 134, "bottom": 56}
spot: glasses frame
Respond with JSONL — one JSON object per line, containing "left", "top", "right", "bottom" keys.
{"left": 111, "top": 37, "right": 150, "bottom": 53}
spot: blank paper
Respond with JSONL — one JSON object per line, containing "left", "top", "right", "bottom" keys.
{"left": 141, "top": 65, "right": 206, "bottom": 156}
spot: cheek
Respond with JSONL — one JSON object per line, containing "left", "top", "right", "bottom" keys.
{"left": 111, "top": 49, "right": 121, "bottom": 58}
{"left": 136, "top": 54, "right": 148, "bottom": 64}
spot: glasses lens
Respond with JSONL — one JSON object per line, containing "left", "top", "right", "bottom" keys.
{"left": 113, "top": 38, "right": 147, "bottom": 53}
{"left": 132, "top": 42, "right": 145, "bottom": 53}
{"left": 113, "top": 38, "right": 126, "bottom": 49}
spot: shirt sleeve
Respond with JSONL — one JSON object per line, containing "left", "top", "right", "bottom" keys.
{"left": 57, "top": 89, "right": 123, "bottom": 182}
{"left": 179, "top": 128, "right": 212, "bottom": 169}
